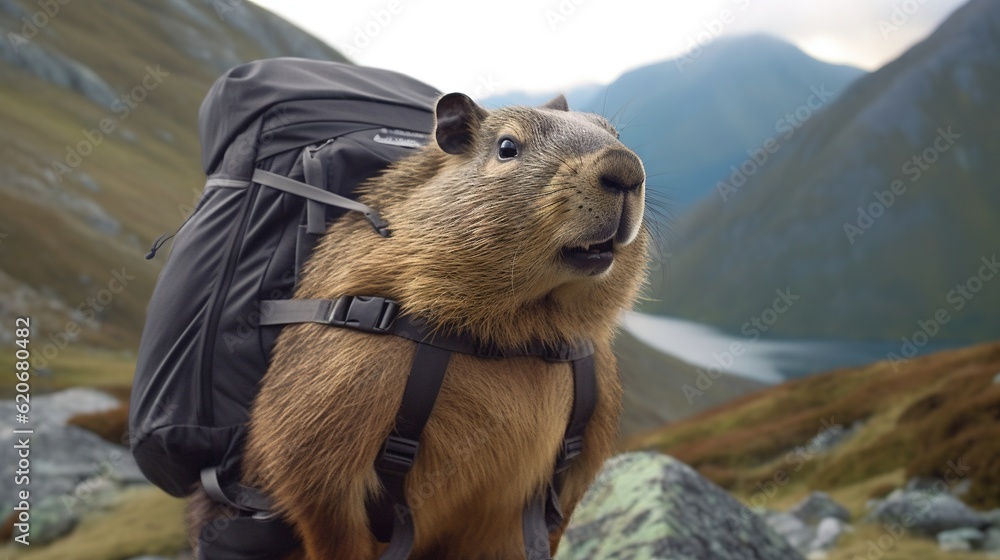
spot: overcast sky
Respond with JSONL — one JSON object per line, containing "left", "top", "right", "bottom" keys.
{"left": 253, "top": 0, "right": 967, "bottom": 95}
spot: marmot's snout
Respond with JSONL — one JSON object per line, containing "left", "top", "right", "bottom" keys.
{"left": 595, "top": 147, "right": 645, "bottom": 247}
{"left": 560, "top": 142, "right": 645, "bottom": 276}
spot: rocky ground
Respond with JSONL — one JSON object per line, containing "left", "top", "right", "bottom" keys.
{"left": 3, "top": 388, "right": 999, "bottom": 559}
{"left": 0, "top": 389, "right": 148, "bottom": 546}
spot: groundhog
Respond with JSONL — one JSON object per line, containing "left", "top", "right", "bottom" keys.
{"left": 194, "top": 92, "right": 648, "bottom": 559}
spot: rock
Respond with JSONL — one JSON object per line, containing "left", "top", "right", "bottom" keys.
{"left": 0, "top": 423, "right": 143, "bottom": 508}
{"left": 31, "top": 495, "right": 79, "bottom": 545}
{"left": 0, "top": 387, "right": 119, "bottom": 428}
{"left": 937, "top": 527, "right": 984, "bottom": 552}
{"left": 869, "top": 489, "right": 987, "bottom": 536}
{"left": 790, "top": 491, "right": 851, "bottom": 524}
{"left": 765, "top": 509, "right": 850, "bottom": 556}
{"left": 0, "top": 389, "right": 144, "bottom": 520}
{"left": 153, "top": 127, "right": 175, "bottom": 144}
{"left": 983, "top": 527, "right": 1000, "bottom": 552}
{"left": 950, "top": 478, "right": 972, "bottom": 497}
{"left": 556, "top": 452, "right": 805, "bottom": 560}
{"left": 763, "top": 511, "right": 815, "bottom": 551}
{"left": 811, "top": 517, "right": 850, "bottom": 550}
{"left": 983, "top": 508, "right": 1000, "bottom": 528}
{"left": 77, "top": 172, "right": 101, "bottom": 192}
{"left": 803, "top": 421, "right": 860, "bottom": 455}
{"left": 0, "top": 37, "right": 117, "bottom": 107}
{"left": 992, "top": 372, "right": 1000, "bottom": 385}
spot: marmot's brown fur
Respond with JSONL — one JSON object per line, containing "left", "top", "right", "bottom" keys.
{"left": 192, "top": 93, "right": 648, "bottom": 559}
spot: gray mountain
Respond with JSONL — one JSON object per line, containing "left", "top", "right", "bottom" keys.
{"left": 645, "top": 0, "right": 1000, "bottom": 344}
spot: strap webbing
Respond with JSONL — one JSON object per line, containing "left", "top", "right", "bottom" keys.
{"left": 522, "top": 354, "right": 597, "bottom": 557}
{"left": 252, "top": 168, "right": 391, "bottom": 237}
{"left": 300, "top": 149, "right": 328, "bottom": 235}
{"left": 260, "top": 297, "right": 594, "bottom": 362}
{"left": 545, "top": 353, "right": 597, "bottom": 531}
{"left": 369, "top": 343, "right": 452, "bottom": 558}
{"left": 522, "top": 492, "right": 554, "bottom": 560}
{"left": 260, "top": 298, "right": 337, "bottom": 326}
{"left": 200, "top": 467, "right": 274, "bottom": 513}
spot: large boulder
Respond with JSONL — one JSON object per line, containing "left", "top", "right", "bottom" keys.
{"left": 557, "top": 452, "right": 804, "bottom": 560}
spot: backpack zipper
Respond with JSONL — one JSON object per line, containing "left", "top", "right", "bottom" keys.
{"left": 198, "top": 181, "right": 260, "bottom": 425}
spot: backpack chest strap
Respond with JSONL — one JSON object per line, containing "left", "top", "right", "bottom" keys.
{"left": 259, "top": 296, "right": 595, "bottom": 361}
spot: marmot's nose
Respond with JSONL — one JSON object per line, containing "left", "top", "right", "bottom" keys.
{"left": 597, "top": 148, "right": 645, "bottom": 193}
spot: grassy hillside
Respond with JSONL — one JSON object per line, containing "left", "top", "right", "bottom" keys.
{"left": 628, "top": 340, "right": 1000, "bottom": 515}
{"left": 0, "top": 0, "right": 347, "bottom": 350}
{"left": 645, "top": 0, "right": 1000, "bottom": 344}
{"left": 615, "top": 328, "right": 765, "bottom": 440}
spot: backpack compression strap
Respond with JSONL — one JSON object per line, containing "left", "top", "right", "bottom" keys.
{"left": 252, "top": 169, "right": 392, "bottom": 237}
{"left": 259, "top": 296, "right": 596, "bottom": 560}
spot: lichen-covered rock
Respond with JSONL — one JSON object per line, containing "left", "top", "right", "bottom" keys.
{"left": 556, "top": 452, "right": 804, "bottom": 560}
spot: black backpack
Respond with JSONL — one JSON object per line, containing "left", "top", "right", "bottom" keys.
{"left": 129, "top": 58, "right": 596, "bottom": 560}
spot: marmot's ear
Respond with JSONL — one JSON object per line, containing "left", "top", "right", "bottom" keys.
{"left": 435, "top": 93, "right": 487, "bottom": 155}
{"left": 540, "top": 94, "right": 569, "bottom": 111}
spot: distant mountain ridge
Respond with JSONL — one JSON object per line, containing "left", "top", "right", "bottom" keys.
{"left": 588, "top": 35, "right": 864, "bottom": 212}
{"left": 646, "top": 0, "right": 1000, "bottom": 343}
{"left": 487, "top": 36, "right": 865, "bottom": 213}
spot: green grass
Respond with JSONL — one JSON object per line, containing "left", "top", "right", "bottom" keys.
{"left": 0, "top": 346, "right": 135, "bottom": 399}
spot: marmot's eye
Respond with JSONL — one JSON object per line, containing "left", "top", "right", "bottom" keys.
{"left": 498, "top": 137, "right": 519, "bottom": 160}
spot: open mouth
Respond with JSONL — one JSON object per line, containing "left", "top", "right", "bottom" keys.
{"left": 561, "top": 238, "right": 615, "bottom": 275}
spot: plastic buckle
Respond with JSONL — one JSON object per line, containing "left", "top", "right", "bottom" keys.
{"left": 554, "top": 436, "right": 584, "bottom": 474}
{"left": 327, "top": 296, "right": 399, "bottom": 333}
{"left": 375, "top": 435, "right": 420, "bottom": 477}
{"left": 364, "top": 210, "right": 392, "bottom": 238}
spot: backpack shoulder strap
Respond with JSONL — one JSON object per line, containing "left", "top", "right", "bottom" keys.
{"left": 368, "top": 342, "right": 452, "bottom": 559}
{"left": 523, "top": 352, "right": 598, "bottom": 560}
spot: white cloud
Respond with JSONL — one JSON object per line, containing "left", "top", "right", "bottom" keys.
{"left": 252, "top": 0, "right": 968, "bottom": 95}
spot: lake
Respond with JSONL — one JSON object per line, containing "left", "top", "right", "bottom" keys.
{"left": 621, "top": 312, "right": 959, "bottom": 383}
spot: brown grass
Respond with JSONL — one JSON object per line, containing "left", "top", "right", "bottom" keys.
{"left": 627, "top": 340, "right": 1000, "bottom": 509}
{"left": 67, "top": 403, "right": 130, "bottom": 446}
